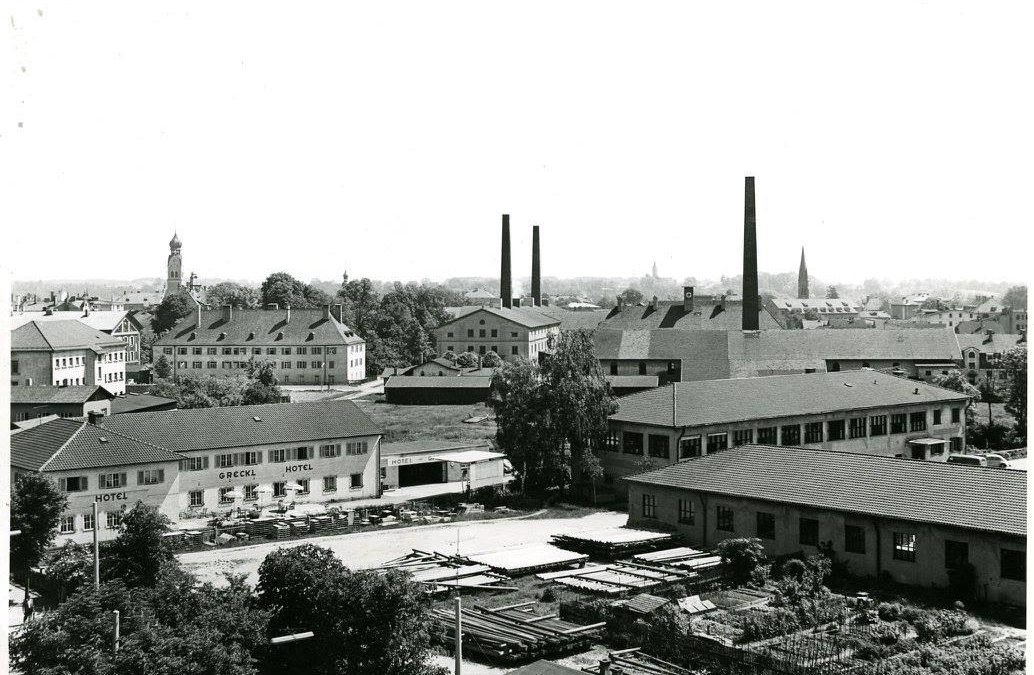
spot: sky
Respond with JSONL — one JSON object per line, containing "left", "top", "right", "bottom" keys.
{"left": 3, "top": 1, "right": 1032, "bottom": 287}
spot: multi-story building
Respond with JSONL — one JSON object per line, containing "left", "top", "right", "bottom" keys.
{"left": 10, "top": 309, "right": 143, "bottom": 366}
{"left": 154, "top": 304, "right": 367, "bottom": 384}
{"left": 11, "top": 320, "right": 129, "bottom": 395}
{"left": 625, "top": 445, "right": 1026, "bottom": 606}
{"left": 957, "top": 332, "right": 1026, "bottom": 386}
{"left": 602, "top": 370, "right": 969, "bottom": 492}
{"left": 601, "top": 287, "right": 782, "bottom": 331}
{"left": 10, "top": 385, "right": 115, "bottom": 423}
{"left": 433, "top": 306, "right": 560, "bottom": 362}
{"left": 763, "top": 296, "right": 862, "bottom": 328}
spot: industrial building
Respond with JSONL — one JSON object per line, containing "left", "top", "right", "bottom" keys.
{"left": 380, "top": 440, "right": 507, "bottom": 491}
{"left": 625, "top": 444, "right": 1026, "bottom": 606}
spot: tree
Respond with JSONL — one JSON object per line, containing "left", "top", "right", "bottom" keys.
{"left": 243, "top": 360, "right": 283, "bottom": 405}
{"left": 261, "top": 272, "right": 330, "bottom": 309}
{"left": 481, "top": 351, "right": 503, "bottom": 368}
{"left": 455, "top": 351, "right": 480, "bottom": 368}
{"left": 154, "top": 354, "right": 172, "bottom": 379}
{"left": 104, "top": 502, "right": 176, "bottom": 588}
{"left": 716, "top": 538, "right": 766, "bottom": 586}
{"left": 618, "top": 288, "right": 644, "bottom": 305}
{"left": 1001, "top": 346, "right": 1027, "bottom": 441}
{"left": 932, "top": 370, "right": 980, "bottom": 399}
{"left": 41, "top": 541, "right": 94, "bottom": 602}
{"left": 441, "top": 350, "right": 457, "bottom": 364}
{"left": 1001, "top": 285, "right": 1027, "bottom": 310}
{"left": 825, "top": 286, "right": 840, "bottom": 299}
{"left": 10, "top": 474, "right": 67, "bottom": 583}
{"left": 152, "top": 293, "right": 195, "bottom": 336}
{"left": 147, "top": 373, "right": 249, "bottom": 409}
{"left": 256, "top": 544, "right": 346, "bottom": 636}
{"left": 206, "top": 281, "right": 261, "bottom": 309}
{"left": 489, "top": 358, "right": 545, "bottom": 495}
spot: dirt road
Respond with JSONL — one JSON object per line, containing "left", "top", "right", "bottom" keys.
{"left": 179, "top": 509, "right": 627, "bottom": 586}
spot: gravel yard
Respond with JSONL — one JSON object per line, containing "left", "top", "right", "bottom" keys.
{"left": 179, "top": 508, "right": 627, "bottom": 587}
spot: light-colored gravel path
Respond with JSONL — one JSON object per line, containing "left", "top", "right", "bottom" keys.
{"left": 179, "top": 509, "right": 627, "bottom": 586}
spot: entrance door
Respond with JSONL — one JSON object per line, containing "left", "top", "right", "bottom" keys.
{"left": 398, "top": 461, "right": 446, "bottom": 487}
{"left": 910, "top": 444, "right": 926, "bottom": 460}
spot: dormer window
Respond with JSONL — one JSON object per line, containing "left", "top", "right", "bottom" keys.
{"left": 218, "top": 332, "right": 227, "bottom": 340}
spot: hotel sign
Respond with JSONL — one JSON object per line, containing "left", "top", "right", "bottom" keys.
{"left": 384, "top": 454, "right": 441, "bottom": 468}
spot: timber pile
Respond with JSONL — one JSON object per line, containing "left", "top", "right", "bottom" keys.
{"left": 433, "top": 601, "right": 605, "bottom": 664}
{"left": 379, "top": 550, "right": 515, "bottom": 594}
{"left": 537, "top": 561, "right": 690, "bottom": 595}
{"left": 583, "top": 648, "right": 696, "bottom": 675}
{"left": 551, "top": 527, "right": 674, "bottom": 558}
{"left": 631, "top": 547, "right": 722, "bottom": 578}
{"left": 465, "top": 543, "right": 589, "bottom": 575}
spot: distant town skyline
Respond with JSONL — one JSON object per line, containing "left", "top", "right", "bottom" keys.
{"left": 5, "top": 2, "right": 1032, "bottom": 287}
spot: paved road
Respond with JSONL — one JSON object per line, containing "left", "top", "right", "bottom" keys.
{"left": 179, "top": 509, "right": 627, "bottom": 587}
{"left": 1006, "top": 457, "right": 1027, "bottom": 471}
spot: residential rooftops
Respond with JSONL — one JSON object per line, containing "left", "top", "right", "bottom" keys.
{"left": 97, "top": 399, "right": 381, "bottom": 452}
{"left": 9, "top": 385, "right": 115, "bottom": 405}
{"left": 609, "top": 370, "right": 969, "bottom": 428}
{"left": 9, "top": 310, "right": 139, "bottom": 334}
{"left": 11, "top": 320, "right": 126, "bottom": 352}
{"left": 10, "top": 418, "right": 183, "bottom": 472}
{"left": 625, "top": 444, "right": 1026, "bottom": 537}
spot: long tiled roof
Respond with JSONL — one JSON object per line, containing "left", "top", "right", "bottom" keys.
{"left": 154, "top": 308, "right": 364, "bottom": 346}
{"left": 384, "top": 376, "right": 493, "bottom": 389}
{"left": 593, "top": 329, "right": 733, "bottom": 381}
{"left": 10, "top": 385, "right": 114, "bottom": 405}
{"left": 610, "top": 370, "right": 969, "bottom": 427}
{"left": 599, "top": 298, "right": 782, "bottom": 331}
{"left": 110, "top": 393, "right": 178, "bottom": 414}
{"left": 9, "top": 310, "right": 139, "bottom": 333}
{"left": 625, "top": 444, "right": 1026, "bottom": 537}
{"left": 381, "top": 439, "right": 492, "bottom": 456}
{"left": 97, "top": 399, "right": 381, "bottom": 451}
{"left": 439, "top": 306, "right": 561, "bottom": 329}
{"left": 11, "top": 320, "right": 126, "bottom": 352}
{"left": 10, "top": 418, "right": 183, "bottom": 472}
{"left": 956, "top": 333, "right": 1025, "bottom": 355}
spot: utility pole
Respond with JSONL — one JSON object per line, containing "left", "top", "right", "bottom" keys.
{"left": 113, "top": 610, "right": 121, "bottom": 652}
{"left": 454, "top": 595, "right": 462, "bottom": 675}
{"left": 93, "top": 501, "right": 100, "bottom": 589}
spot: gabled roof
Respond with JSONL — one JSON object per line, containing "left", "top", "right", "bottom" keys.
{"left": 154, "top": 308, "right": 364, "bottom": 346}
{"left": 383, "top": 376, "right": 493, "bottom": 389}
{"left": 532, "top": 306, "right": 610, "bottom": 331}
{"left": 11, "top": 320, "right": 126, "bottom": 352}
{"left": 10, "top": 418, "right": 183, "bottom": 472}
{"left": 610, "top": 370, "right": 969, "bottom": 428}
{"left": 10, "top": 385, "right": 114, "bottom": 405}
{"left": 956, "top": 333, "right": 1025, "bottom": 355}
{"left": 9, "top": 310, "right": 140, "bottom": 334}
{"left": 599, "top": 298, "right": 782, "bottom": 330}
{"left": 593, "top": 329, "right": 732, "bottom": 381}
{"left": 625, "top": 444, "right": 1026, "bottom": 538}
{"left": 110, "top": 393, "right": 178, "bottom": 414}
{"left": 98, "top": 399, "right": 381, "bottom": 452}
{"left": 438, "top": 306, "right": 561, "bottom": 330}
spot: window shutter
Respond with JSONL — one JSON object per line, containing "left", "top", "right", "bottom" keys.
{"left": 203, "top": 456, "right": 209, "bottom": 469}
{"left": 83, "top": 476, "right": 88, "bottom": 490}
{"left": 121, "top": 473, "right": 127, "bottom": 487}
{"left": 268, "top": 449, "right": 274, "bottom": 462}
{"left": 158, "top": 469, "right": 164, "bottom": 483}
{"left": 256, "top": 451, "right": 262, "bottom": 464}
{"left": 138, "top": 471, "right": 144, "bottom": 485}
{"left": 99, "top": 473, "right": 105, "bottom": 487}
{"left": 59, "top": 477, "right": 66, "bottom": 492}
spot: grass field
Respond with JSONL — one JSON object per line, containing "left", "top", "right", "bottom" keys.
{"left": 970, "top": 401, "right": 1016, "bottom": 427}
{"left": 355, "top": 398, "right": 498, "bottom": 444}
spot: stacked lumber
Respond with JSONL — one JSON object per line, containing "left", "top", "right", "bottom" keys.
{"left": 433, "top": 601, "right": 605, "bottom": 663}
{"left": 379, "top": 550, "right": 515, "bottom": 594}
{"left": 542, "top": 562, "right": 689, "bottom": 595}
{"left": 465, "top": 543, "right": 589, "bottom": 575}
{"left": 630, "top": 547, "right": 722, "bottom": 577}
{"left": 583, "top": 648, "right": 695, "bottom": 675}
{"left": 551, "top": 528, "right": 673, "bottom": 558}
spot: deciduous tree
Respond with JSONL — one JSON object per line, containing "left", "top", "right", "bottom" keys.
{"left": 206, "top": 281, "right": 261, "bottom": 309}
{"left": 10, "top": 474, "right": 67, "bottom": 582}
{"left": 152, "top": 294, "right": 195, "bottom": 336}
{"left": 104, "top": 502, "right": 176, "bottom": 588}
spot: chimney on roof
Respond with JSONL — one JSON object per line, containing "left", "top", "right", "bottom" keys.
{"left": 616, "top": 295, "right": 623, "bottom": 309}
{"left": 513, "top": 297, "right": 522, "bottom": 308}
{"left": 500, "top": 214, "right": 512, "bottom": 309}
{"left": 683, "top": 286, "right": 694, "bottom": 313}
{"left": 742, "top": 176, "right": 760, "bottom": 331}
{"left": 196, "top": 304, "right": 203, "bottom": 328}
{"left": 531, "top": 225, "right": 541, "bottom": 307}
{"left": 222, "top": 305, "right": 233, "bottom": 322}
{"left": 87, "top": 411, "right": 105, "bottom": 426}
{"left": 285, "top": 305, "right": 291, "bottom": 323}
{"left": 650, "top": 295, "right": 658, "bottom": 310}
{"left": 322, "top": 304, "right": 331, "bottom": 321}
{"left": 331, "top": 303, "right": 344, "bottom": 323}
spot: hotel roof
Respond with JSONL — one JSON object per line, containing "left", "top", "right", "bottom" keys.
{"left": 625, "top": 444, "right": 1026, "bottom": 538}
{"left": 10, "top": 418, "right": 183, "bottom": 472}
{"left": 155, "top": 308, "right": 364, "bottom": 346}
{"left": 609, "top": 370, "right": 969, "bottom": 428}
{"left": 11, "top": 320, "right": 126, "bottom": 352}
{"left": 98, "top": 399, "right": 381, "bottom": 451}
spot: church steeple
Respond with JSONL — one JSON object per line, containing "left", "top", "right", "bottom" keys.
{"left": 797, "top": 247, "right": 809, "bottom": 299}
{"left": 165, "top": 232, "right": 183, "bottom": 299}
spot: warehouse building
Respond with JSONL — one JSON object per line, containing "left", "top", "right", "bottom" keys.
{"left": 10, "top": 385, "right": 115, "bottom": 422}
{"left": 625, "top": 445, "right": 1026, "bottom": 606}
{"left": 380, "top": 440, "right": 507, "bottom": 491}
{"left": 602, "top": 370, "right": 969, "bottom": 491}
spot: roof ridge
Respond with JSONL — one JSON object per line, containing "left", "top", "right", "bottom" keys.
{"left": 38, "top": 419, "right": 87, "bottom": 471}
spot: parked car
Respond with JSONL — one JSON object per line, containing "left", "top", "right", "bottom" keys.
{"left": 947, "top": 453, "right": 1009, "bottom": 469}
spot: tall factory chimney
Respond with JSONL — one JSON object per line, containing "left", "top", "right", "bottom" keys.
{"left": 742, "top": 177, "right": 759, "bottom": 331}
{"left": 531, "top": 225, "right": 541, "bottom": 307}
{"left": 500, "top": 214, "right": 512, "bottom": 309}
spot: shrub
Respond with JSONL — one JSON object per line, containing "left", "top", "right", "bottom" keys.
{"left": 716, "top": 538, "right": 767, "bottom": 586}
{"left": 877, "top": 601, "right": 904, "bottom": 621}
{"left": 739, "top": 607, "right": 801, "bottom": 642}
{"left": 869, "top": 621, "right": 904, "bottom": 646}
{"left": 540, "top": 586, "right": 558, "bottom": 602}
{"left": 913, "top": 617, "right": 944, "bottom": 643}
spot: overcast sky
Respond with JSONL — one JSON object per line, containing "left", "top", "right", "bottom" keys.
{"left": 4, "top": 2, "right": 1032, "bottom": 287}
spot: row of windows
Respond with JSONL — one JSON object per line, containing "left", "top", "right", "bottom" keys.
{"left": 59, "top": 470, "right": 165, "bottom": 493}
{"left": 180, "top": 360, "right": 339, "bottom": 370}
{"left": 640, "top": 496, "right": 1025, "bottom": 581}
{"left": 189, "top": 474, "right": 364, "bottom": 506}
{"left": 446, "top": 329, "right": 522, "bottom": 339}
{"left": 59, "top": 510, "right": 122, "bottom": 534}
{"left": 167, "top": 346, "right": 346, "bottom": 356}
{"left": 609, "top": 408, "right": 961, "bottom": 458}
{"left": 445, "top": 345, "right": 521, "bottom": 356}
{"left": 180, "top": 443, "right": 370, "bottom": 471}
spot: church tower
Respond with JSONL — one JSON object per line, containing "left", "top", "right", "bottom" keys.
{"left": 165, "top": 233, "right": 183, "bottom": 299}
{"left": 797, "top": 247, "right": 809, "bottom": 299}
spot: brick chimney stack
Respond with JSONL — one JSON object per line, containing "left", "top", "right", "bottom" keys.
{"left": 742, "top": 176, "right": 760, "bottom": 331}
{"left": 500, "top": 214, "right": 512, "bottom": 309}
{"left": 531, "top": 225, "right": 541, "bottom": 307}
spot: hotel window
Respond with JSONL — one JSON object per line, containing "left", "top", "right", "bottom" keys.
{"left": 313, "top": 347, "right": 322, "bottom": 355}
{"left": 98, "top": 472, "right": 127, "bottom": 489}
{"left": 799, "top": 518, "right": 819, "bottom": 546}
{"left": 804, "top": 422, "right": 823, "bottom": 443}
{"left": 215, "top": 454, "right": 235, "bottom": 468}
{"left": 345, "top": 441, "right": 368, "bottom": 456}
{"left": 641, "top": 494, "right": 656, "bottom": 519}
{"left": 163, "top": 347, "right": 173, "bottom": 355}
{"left": 716, "top": 506, "right": 735, "bottom": 532}
{"left": 893, "top": 532, "right": 917, "bottom": 562}
{"left": 83, "top": 512, "right": 95, "bottom": 531}
{"left": 59, "top": 476, "right": 88, "bottom": 492}
{"left": 242, "top": 451, "right": 260, "bottom": 465}
{"left": 184, "top": 456, "right": 209, "bottom": 471}
{"left": 870, "top": 415, "right": 887, "bottom": 436}
{"left": 732, "top": 429, "right": 754, "bottom": 446}
{"left": 706, "top": 433, "right": 728, "bottom": 454}
{"left": 323, "top": 476, "right": 337, "bottom": 492}
{"left": 780, "top": 424, "right": 800, "bottom": 446}
{"left": 757, "top": 427, "right": 777, "bottom": 444}
{"left": 848, "top": 417, "right": 866, "bottom": 439}
{"left": 951, "top": 408, "right": 961, "bottom": 424}
{"left": 756, "top": 512, "right": 775, "bottom": 540}
{"left": 281, "top": 361, "right": 291, "bottom": 369}
{"left": 678, "top": 499, "right": 695, "bottom": 524}
{"left": 310, "top": 361, "right": 320, "bottom": 369}
{"left": 944, "top": 540, "right": 969, "bottom": 570}
{"left": 243, "top": 484, "right": 258, "bottom": 501}
{"left": 604, "top": 429, "right": 620, "bottom": 452}
{"left": 890, "top": 413, "right": 907, "bottom": 434}
{"left": 622, "top": 432, "right": 644, "bottom": 455}
{"left": 189, "top": 490, "right": 204, "bottom": 508}
{"left": 827, "top": 420, "right": 846, "bottom": 441}
{"left": 909, "top": 411, "right": 927, "bottom": 432}
{"left": 296, "top": 446, "right": 314, "bottom": 460}
{"left": 137, "top": 469, "right": 165, "bottom": 485}
{"left": 219, "top": 487, "right": 234, "bottom": 504}
{"left": 59, "top": 516, "right": 75, "bottom": 534}
{"left": 106, "top": 511, "right": 123, "bottom": 529}
{"left": 297, "top": 479, "right": 310, "bottom": 495}
{"left": 933, "top": 409, "right": 942, "bottom": 425}
{"left": 253, "top": 348, "right": 262, "bottom": 355}
{"left": 192, "top": 347, "right": 202, "bottom": 355}
{"left": 1001, "top": 548, "right": 1025, "bottom": 581}
{"left": 679, "top": 436, "right": 701, "bottom": 459}
{"left": 844, "top": 525, "right": 865, "bottom": 554}
{"left": 647, "top": 434, "right": 670, "bottom": 459}
{"left": 467, "top": 329, "right": 474, "bottom": 338}
{"left": 273, "top": 482, "right": 287, "bottom": 498}
{"left": 320, "top": 443, "right": 342, "bottom": 458}
{"left": 350, "top": 473, "right": 364, "bottom": 490}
